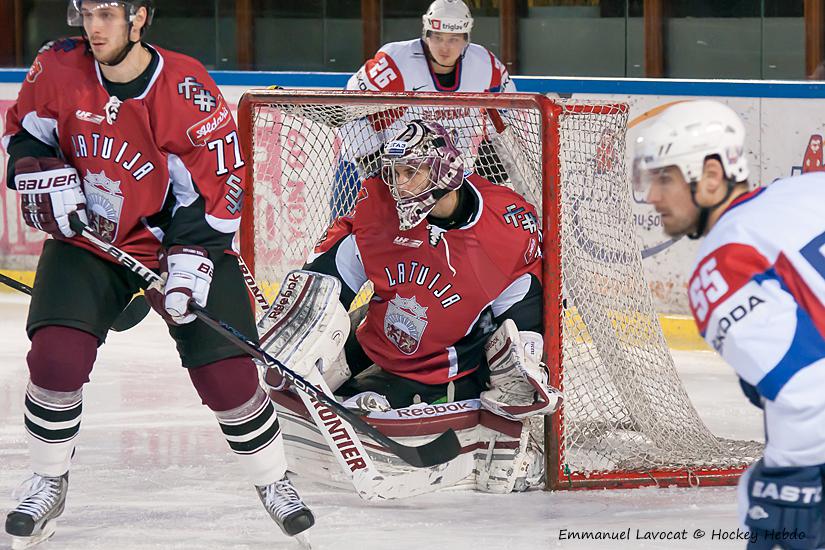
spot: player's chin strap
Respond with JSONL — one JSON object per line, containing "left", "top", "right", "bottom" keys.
{"left": 686, "top": 175, "right": 739, "bottom": 240}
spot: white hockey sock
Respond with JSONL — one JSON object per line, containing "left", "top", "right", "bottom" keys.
{"left": 25, "top": 382, "right": 82, "bottom": 477}
{"left": 214, "top": 388, "right": 287, "bottom": 486}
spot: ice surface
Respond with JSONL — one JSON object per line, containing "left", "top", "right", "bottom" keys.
{"left": 0, "top": 295, "right": 762, "bottom": 549}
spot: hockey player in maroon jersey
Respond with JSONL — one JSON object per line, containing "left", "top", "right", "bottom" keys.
{"left": 3, "top": 2, "right": 312, "bottom": 547}
{"left": 300, "top": 119, "right": 561, "bottom": 419}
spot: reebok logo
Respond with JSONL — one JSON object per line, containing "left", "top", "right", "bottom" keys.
{"left": 394, "top": 401, "right": 475, "bottom": 418}
{"left": 75, "top": 110, "right": 105, "bottom": 125}
{"left": 393, "top": 236, "right": 423, "bottom": 248}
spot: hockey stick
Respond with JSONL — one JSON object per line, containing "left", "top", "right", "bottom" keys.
{"left": 239, "top": 267, "right": 474, "bottom": 499}
{"left": 0, "top": 270, "right": 149, "bottom": 332}
{"left": 67, "top": 214, "right": 461, "bottom": 469}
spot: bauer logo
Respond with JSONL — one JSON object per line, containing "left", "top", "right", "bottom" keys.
{"left": 187, "top": 97, "right": 231, "bottom": 147}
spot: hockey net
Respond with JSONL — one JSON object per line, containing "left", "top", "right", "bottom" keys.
{"left": 237, "top": 89, "right": 761, "bottom": 490}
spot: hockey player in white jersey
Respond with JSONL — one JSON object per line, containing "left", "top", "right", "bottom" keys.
{"left": 634, "top": 100, "right": 825, "bottom": 549}
{"left": 347, "top": 0, "right": 514, "bottom": 95}
{"left": 333, "top": 0, "right": 516, "bottom": 216}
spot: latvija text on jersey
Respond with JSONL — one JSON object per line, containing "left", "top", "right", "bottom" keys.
{"left": 69, "top": 132, "right": 156, "bottom": 181}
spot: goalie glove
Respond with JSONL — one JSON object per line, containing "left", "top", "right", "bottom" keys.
{"left": 146, "top": 246, "right": 214, "bottom": 325}
{"left": 258, "top": 270, "right": 351, "bottom": 391}
{"left": 14, "top": 157, "right": 87, "bottom": 238}
{"left": 480, "top": 319, "right": 562, "bottom": 421}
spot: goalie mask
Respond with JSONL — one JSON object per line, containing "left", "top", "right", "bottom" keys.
{"left": 381, "top": 120, "right": 465, "bottom": 231}
{"left": 67, "top": 0, "right": 155, "bottom": 66}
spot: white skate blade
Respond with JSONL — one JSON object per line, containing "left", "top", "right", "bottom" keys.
{"left": 10, "top": 520, "right": 57, "bottom": 550}
{"left": 295, "top": 531, "right": 312, "bottom": 549}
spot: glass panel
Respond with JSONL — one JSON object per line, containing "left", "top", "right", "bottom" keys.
{"left": 151, "top": 1, "right": 219, "bottom": 69}
{"left": 626, "top": 0, "right": 643, "bottom": 77}
{"left": 762, "top": 0, "right": 804, "bottom": 80}
{"left": 20, "top": 0, "right": 74, "bottom": 64}
{"left": 665, "top": 0, "right": 762, "bottom": 79}
{"left": 519, "top": 0, "right": 629, "bottom": 77}
{"left": 255, "top": 0, "right": 361, "bottom": 71}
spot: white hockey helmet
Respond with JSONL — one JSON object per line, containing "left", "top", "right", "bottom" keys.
{"left": 633, "top": 100, "right": 749, "bottom": 195}
{"left": 422, "top": 0, "right": 474, "bottom": 37}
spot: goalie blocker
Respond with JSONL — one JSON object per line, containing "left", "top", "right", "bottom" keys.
{"left": 257, "top": 270, "right": 561, "bottom": 495}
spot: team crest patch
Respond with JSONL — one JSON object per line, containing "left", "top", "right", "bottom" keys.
{"left": 384, "top": 294, "right": 428, "bottom": 355}
{"left": 83, "top": 170, "right": 124, "bottom": 242}
{"left": 26, "top": 60, "right": 43, "bottom": 83}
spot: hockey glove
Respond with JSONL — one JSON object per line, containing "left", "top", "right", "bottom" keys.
{"left": 14, "top": 157, "right": 87, "bottom": 238}
{"left": 744, "top": 459, "right": 824, "bottom": 550}
{"left": 146, "top": 246, "right": 214, "bottom": 325}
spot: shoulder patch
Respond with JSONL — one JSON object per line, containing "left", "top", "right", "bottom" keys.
{"left": 39, "top": 38, "right": 80, "bottom": 54}
{"left": 26, "top": 59, "right": 43, "bottom": 83}
{"left": 177, "top": 76, "right": 217, "bottom": 112}
{"left": 502, "top": 203, "right": 539, "bottom": 235}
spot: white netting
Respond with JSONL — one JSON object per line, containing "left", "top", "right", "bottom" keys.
{"left": 241, "top": 90, "right": 761, "bottom": 488}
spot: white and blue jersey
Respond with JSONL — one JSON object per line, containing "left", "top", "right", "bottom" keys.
{"left": 689, "top": 172, "right": 825, "bottom": 468}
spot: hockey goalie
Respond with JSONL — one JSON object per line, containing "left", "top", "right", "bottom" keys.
{"left": 256, "top": 119, "right": 561, "bottom": 499}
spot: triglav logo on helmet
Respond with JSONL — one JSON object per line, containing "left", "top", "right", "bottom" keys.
{"left": 427, "top": 19, "right": 467, "bottom": 32}
{"left": 384, "top": 295, "right": 428, "bottom": 355}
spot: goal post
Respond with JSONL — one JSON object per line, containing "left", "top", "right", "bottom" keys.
{"left": 237, "top": 89, "right": 761, "bottom": 491}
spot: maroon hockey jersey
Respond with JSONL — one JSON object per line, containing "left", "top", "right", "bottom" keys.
{"left": 307, "top": 173, "right": 543, "bottom": 385}
{"left": 3, "top": 38, "right": 244, "bottom": 268}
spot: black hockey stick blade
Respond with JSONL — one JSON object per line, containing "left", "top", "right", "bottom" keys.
{"left": 188, "top": 302, "right": 462, "bottom": 468}
{"left": 0, "top": 269, "right": 146, "bottom": 332}
{"left": 66, "top": 213, "right": 462, "bottom": 467}
{"left": 0, "top": 271, "right": 32, "bottom": 295}
{"left": 111, "top": 294, "right": 150, "bottom": 332}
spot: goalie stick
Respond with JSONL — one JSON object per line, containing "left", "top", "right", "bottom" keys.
{"left": 241, "top": 268, "right": 474, "bottom": 500}
{"left": 66, "top": 214, "right": 461, "bottom": 469}
{"left": 0, "top": 271, "right": 149, "bottom": 332}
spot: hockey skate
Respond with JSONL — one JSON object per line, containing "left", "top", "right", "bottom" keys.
{"left": 5, "top": 473, "right": 69, "bottom": 550}
{"left": 256, "top": 475, "right": 314, "bottom": 537}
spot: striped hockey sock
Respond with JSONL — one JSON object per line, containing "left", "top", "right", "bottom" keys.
{"left": 24, "top": 382, "right": 82, "bottom": 476}
{"left": 214, "top": 388, "right": 288, "bottom": 486}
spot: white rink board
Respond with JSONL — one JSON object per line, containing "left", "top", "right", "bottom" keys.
{"left": 1, "top": 78, "right": 824, "bottom": 314}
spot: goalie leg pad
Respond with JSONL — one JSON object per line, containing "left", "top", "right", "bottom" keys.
{"left": 480, "top": 319, "right": 562, "bottom": 421}
{"left": 258, "top": 270, "right": 351, "bottom": 390}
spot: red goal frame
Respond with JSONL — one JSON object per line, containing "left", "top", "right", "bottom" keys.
{"left": 237, "top": 89, "right": 749, "bottom": 491}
